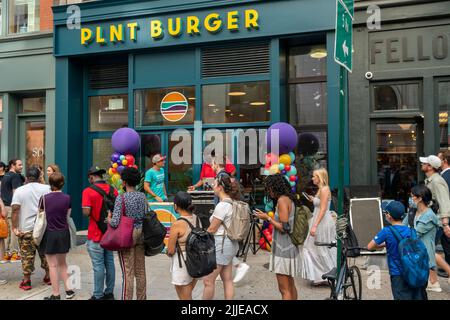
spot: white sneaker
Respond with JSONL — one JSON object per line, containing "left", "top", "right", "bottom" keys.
{"left": 0, "top": 280, "right": 7, "bottom": 285}
{"left": 426, "top": 281, "right": 442, "bottom": 293}
{"left": 233, "top": 263, "right": 250, "bottom": 283}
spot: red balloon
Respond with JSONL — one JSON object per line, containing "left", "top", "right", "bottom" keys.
{"left": 125, "top": 154, "right": 135, "bottom": 166}
{"left": 285, "top": 165, "right": 291, "bottom": 171}
{"left": 132, "top": 164, "right": 138, "bottom": 169}
{"left": 111, "top": 168, "right": 117, "bottom": 174}
{"left": 290, "top": 175, "right": 296, "bottom": 182}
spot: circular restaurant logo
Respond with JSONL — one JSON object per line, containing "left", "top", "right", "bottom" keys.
{"left": 160, "top": 92, "right": 189, "bottom": 122}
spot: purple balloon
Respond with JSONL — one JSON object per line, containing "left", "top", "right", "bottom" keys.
{"left": 281, "top": 170, "right": 287, "bottom": 175}
{"left": 117, "top": 165, "right": 125, "bottom": 174}
{"left": 111, "top": 152, "right": 121, "bottom": 163}
{"left": 111, "top": 128, "right": 141, "bottom": 155}
{"left": 266, "top": 122, "right": 298, "bottom": 155}
{"left": 291, "top": 187, "right": 296, "bottom": 193}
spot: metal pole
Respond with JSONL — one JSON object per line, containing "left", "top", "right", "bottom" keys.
{"left": 337, "top": 65, "right": 346, "bottom": 273}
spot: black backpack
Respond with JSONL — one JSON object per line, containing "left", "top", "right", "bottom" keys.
{"left": 143, "top": 210, "right": 167, "bottom": 256}
{"left": 89, "top": 184, "right": 116, "bottom": 234}
{"left": 176, "top": 217, "right": 216, "bottom": 278}
{"left": 344, "top": 223, "right": 361, "bottom": 258}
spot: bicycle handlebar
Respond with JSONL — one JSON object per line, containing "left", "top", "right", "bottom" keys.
{"left": 314, "top": 241, "right": 369, "bottom": 252}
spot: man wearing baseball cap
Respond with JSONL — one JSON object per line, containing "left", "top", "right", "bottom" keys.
{"left": 368, "top": 200, "right": 427, "bottom": 300}
{"left": 82, "top": 165, "right": 118, "bottom": 300}
{"left": 144, "top": 154, "right": 168, "bottom": 202}
{"left": 420, "top": 155, "right": 450, "bottom": 281}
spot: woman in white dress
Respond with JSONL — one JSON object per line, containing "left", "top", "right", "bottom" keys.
{"left": 301, "top": 168, "right": 337, "bottom": 285}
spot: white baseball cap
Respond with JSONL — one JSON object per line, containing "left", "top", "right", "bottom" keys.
{"left": 420, "top": 155, "right": 442, "bottom": 170}
{"left": 152, "top": 154, "right": 167, "bottom": 164}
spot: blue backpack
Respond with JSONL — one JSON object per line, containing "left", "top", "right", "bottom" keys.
{"left": 389, "top": 226, "right": 429, "bottom": 288}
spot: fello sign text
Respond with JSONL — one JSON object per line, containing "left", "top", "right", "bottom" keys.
{"left": 80, "top": 9, "right": 260, "bottom": 46}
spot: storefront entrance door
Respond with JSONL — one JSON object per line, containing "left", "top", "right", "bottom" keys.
{"left": 18, "top": 118, "right": 46, "bottom": 172}
{"left": 374, "top": 120, "right": 423, "bottom": 206}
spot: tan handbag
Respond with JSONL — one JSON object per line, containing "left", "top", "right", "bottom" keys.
{"left": 33, "top": 196, "right": 47, "bottom": 245}
{"left": 0, "top": 217, "right": 8, "bottom": 239}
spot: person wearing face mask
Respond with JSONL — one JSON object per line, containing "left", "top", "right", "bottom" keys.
{"left": 108, "top": 167, "right": 147, "bottom": 300}
{"left": 404, "top": 185, "right": 450, "bottom": 293}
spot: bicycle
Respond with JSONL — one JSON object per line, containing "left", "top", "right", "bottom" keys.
{"left": 314, "top": 240, "right": 367, "bottom": 300}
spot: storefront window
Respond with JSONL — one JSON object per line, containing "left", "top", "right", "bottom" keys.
{"left": 376, "top": 123, "right": 418, "bottom": 206}
{"left": 135, "top": 87, "right": 195, "bottom": 127}
{"left": 289, "top": 45, "right": 327, "bottom": 78}
{"left": 141, "top": 134, "right": 162, "bottom": 173}
{"left": 92, "top": 138, "right": 112, "bottom": 174}
{"left": 202, "top": 81, "right": 270, "bottom": 124}
{"left": 373, "top": 83, "right": 420, "bottom": 111}
{"left": 439, "top": 81, "right": 450, "bottom": 151}
{"left": 168, "top": 131, "right": 193, "bottom": 196}
{"left": 22, "top": 96, "right": 45, "bottom": 113}
{"left": 9, "top": 0, "right": 41, "bottom": 34}
{"left": 289, "top": 83, "right": 327, "bottom": 126}
{"left": 89, "top": 95, "right": 128, "bottom": 132}
{"left": 288, "top": 45, "right": 328, "bottom": 197}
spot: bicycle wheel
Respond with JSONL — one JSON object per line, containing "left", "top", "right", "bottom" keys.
{"left": 343, "top": 265, "right": 362, "bottom": 300}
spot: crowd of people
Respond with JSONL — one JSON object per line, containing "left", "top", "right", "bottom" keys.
{"left": 0, "top": 150, "right": 450, "bottom": 300}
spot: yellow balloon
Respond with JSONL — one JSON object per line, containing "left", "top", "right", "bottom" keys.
{"left": 122, "top": 160, "right": 128, "bottom": 166}
{"left": 111, "top": 174, "right": 120, "bottom": 184}
{"left": 279, "top": 154, "right": 291, "bottom": 166}
{"left": 268, "top": 211, "right": 274, "bottom": 218}
{"left": 108, "top": 168, "right": 114, "bottom": 176}
{"left": 112, "top": 163, "right": 118, "bottom": 169}
{"left": 269, "top": 164, "right": 280, "bottom": 175}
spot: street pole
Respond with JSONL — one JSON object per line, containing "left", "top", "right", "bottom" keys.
{"left": 337, "top": 65, "right": 346, "bottom": 273}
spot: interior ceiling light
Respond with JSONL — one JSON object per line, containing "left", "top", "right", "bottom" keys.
{"left": 250, "top": 102, "right": 266, "bottom": 106}
{"left": 225, "top": 109, "right": 231, "bottom": 112}
{"left": 239, "top": 114, "right": 244, "bottom": 117}
{"left": 188, "top": 97, "right": 196, "bottom": 100}
{"left": 208, "top": 104, "right": 216, "bottom": 107}
{"left": 309, "top": 47, "right": 327, "bottom": 59}
{"left": 399, "top": 124, "right": 412, "bottom": 130}
{"left": 228, "top": 92, "right": 246, "bottom": 96}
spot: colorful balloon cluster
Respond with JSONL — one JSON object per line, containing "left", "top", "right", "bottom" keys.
{"left": 107, "top": 128, "right": 141, "bottom": 193}
{"left": 264, "top": 122, "right": 299, "bottom": 193}
{"left": 108, "top": 152, "right": 138, "bottom": 185}
{"left": 263, "top": 151, "right": 298, "bottom": 193}
{"left": 259, "top": 218, "right": 273, "bottom": 252}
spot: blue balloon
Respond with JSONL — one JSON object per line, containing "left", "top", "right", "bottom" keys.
{"left": 117, "top": 165, "right": 125, "bottom": 174}
{"left": 290, "top": 181, "right": 296, "bottom": 187}
{"left": 111, "top": 152, "right": 121, "bottom": 163}
{"left": 287, "top": 166, "right": 297, "bottom": 177}
{"left": 289, "top": 152, "right": 295, "bottom": 164}
{"left": 279, "top": 163, "right": 285, "bottom": 171}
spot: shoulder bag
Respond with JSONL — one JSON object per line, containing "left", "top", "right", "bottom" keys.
{"left": 33, "top": 196, "right": 47, "bottom": 246}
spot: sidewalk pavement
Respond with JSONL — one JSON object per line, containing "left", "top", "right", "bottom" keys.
{"left": 1, "top": 242, "right": 449, "bottom": 300}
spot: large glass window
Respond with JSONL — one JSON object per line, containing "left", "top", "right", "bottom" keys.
{"left": 376, "top": 123, "right": 418, "bottom": 206}
{"left": 92, "top": 138, "right": 113, "bottom": 173}
{"left": 168, "top": 131, "right": 193, "bottom": 196}
{"left": 202, "top": 81, "right": 270, "bottom": 124}
{"left": 9, "top": 0, "right": 41, "bottom": 34}
{"left": 140, "top": 134, "right": 162, "bottom": 173}
{"left": 439, "top": 81, "right": 450, "bottom": 151}
{"left": 135, "top": 87, "right": 195, "bottom": 127}
{"left": 89, "top": 95, "right": 128, "bottom": 132}
{"left": 288, "top": 45, "right": 328, "bottom": 196}
{"left": 373, "top": 83, "right": 420, "bottom": 111}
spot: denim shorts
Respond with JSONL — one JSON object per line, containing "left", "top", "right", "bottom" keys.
{"left": 214, "top": 235, "right": 238, "bottom": 266}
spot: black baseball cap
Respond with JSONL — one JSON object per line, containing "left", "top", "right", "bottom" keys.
{"left": 88, "top": 165, "right": 106, "bottom": 176}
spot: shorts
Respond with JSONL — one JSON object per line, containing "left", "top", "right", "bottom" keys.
{"left": 214, "top": 235, "right": 238, "bottom": 266}
{"left": 170, "top": 253, "right": 196, "bottom": 286}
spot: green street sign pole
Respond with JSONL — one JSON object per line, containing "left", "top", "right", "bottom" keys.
{"left": 334, "top": 0, "right": 352, "bottom": 277}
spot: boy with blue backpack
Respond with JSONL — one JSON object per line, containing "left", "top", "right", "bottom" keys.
{"left": 367, "top": 200, "right": 428, "bottom": 300}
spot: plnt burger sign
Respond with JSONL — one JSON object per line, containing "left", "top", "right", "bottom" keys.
{"left": 80, "top": 9, "right": 260, "bottom": 46}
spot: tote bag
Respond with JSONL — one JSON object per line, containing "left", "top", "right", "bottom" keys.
{"left": 100, "top": 195, "right": 134, "bottom": 251}
{"left": 33, "top": 196, "right": 47, "bottom": 246}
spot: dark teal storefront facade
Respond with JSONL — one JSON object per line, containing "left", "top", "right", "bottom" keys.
{"left": 52, "top": 0, "right": 349, "bottom": 230}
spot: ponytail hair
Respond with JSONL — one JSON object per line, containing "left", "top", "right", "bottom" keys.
{"left": 218, "top": 174, "right": 241, "bottom": 201}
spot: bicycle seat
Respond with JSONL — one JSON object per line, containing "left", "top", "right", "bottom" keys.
{"left": 322, "top": 267, "right": 337, "bottom": 281}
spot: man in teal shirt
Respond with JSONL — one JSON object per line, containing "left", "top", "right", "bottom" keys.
{"left": 144, "top": 154, "right": 168, "bottom": 202}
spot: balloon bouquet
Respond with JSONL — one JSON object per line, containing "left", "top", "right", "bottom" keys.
{"left": 259, "top": 122, "right": 299, "bottom": 252}
{"left": 107, "top": 128, "right": 141, "bottom": 194}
